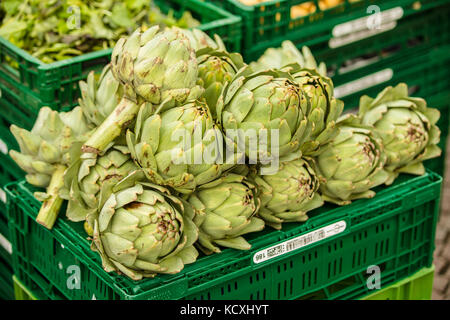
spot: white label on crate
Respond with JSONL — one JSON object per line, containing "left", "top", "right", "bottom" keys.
{"left": 0, "top": 232, "right": 12, "bottom": 255}
{"left": 332, "top": 7, "right": 404, "bottom": 37}
{"left": 0, "top": 138, "right": 8, "bottom": 155}
{"left": 252, "top": 220, "right": 347, "bottom": 264}
{"left": 0, "top": 188, "right": 6, "bottom": 204}
{"left": 329, "top": 21, "right": 397, "bottom": 48}
{"left": 334, "top": 68, "right": 393, "bottom": 99}
{"left": 338, "top": 56, "right": 381, "bottom": 75}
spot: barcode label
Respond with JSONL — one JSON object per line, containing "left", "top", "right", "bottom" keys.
{"left": 0, "top": 139, "right": 8, "bottom": 155}
{"left": 334, "top": 69, "right": 393, "bottom": 99}
{"left": 253, "top": 221, "right": 346, "bottom": 264}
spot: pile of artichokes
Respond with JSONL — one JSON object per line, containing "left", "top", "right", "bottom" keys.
{"left": 9, "top": 26, "right": 441, "bottom": 280}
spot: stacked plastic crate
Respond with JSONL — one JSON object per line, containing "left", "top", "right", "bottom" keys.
{"left": 4, "top": 170, "right": 442, "bottom": 300}
{"left": 0, "top": 0, "right": 242, "bottom": 300}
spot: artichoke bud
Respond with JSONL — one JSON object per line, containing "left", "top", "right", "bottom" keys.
{"left": 187, "top": 173, "right": 264, "bottom": 254}
{"left": 196, "top": 48, "right": 245, "bottom": 118}
{"left": 127, "top": 99, "right": 234, "bottom": 194}
{"left": 313, "top": 114, "right": 389, "bottom": 205}
{"left": 250, "top": 156, "right": 323, "bottom": 229}
{"left": 218, "top": 66, "right": 308, "bottom": 163}
{"left": 359, "top": 83, "right": 441, "bottom": 184}
{"left": 62, "top": 144, "right": 138, "bottom": 223}
{"left": 250, "top": 41, "right": 327, "bottom": 77}
{"left": 110, "top": 26, "right": 199, "bottom": 106}
{"left": 91, "top": 171, "right": 198, "bottom": 280}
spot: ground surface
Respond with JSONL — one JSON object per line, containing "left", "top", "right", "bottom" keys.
{"left": 432, "top": 135, "right": 450, "bottom": 300}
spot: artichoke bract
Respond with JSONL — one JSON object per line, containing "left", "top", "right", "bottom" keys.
{"left": 313, "top": 114, "right": 389, "bottom": 205}
{"left": 359, "top": 83, "right": 441, "bottom": 185}
{"left": 251, "top": 155, "right": 323, "bottom": 229}
{"left": 126, "top": 100, "right": 237, "bottom": 194}
{"left": 179, "top": 28, "right": 225, "bottom": 51}
{"left": 111, "top": 25, "right": 202, "bottom": 105}
{"left": 91, "top": 171, "right": 199, "bottom": 280}
{"left": 250, "top": 41, "right": 327, "bottom": 77}
{"left": 61, "top": 144, "right": 138, "bottom": 225}
{"left": 196, "top": 47, "right": 246, "bottom": 118}
{"left": 78, "top": 64, "right": 122, "bottom": 127}
{"left": 288, "top": 64, "right": 344, "bottom": 156}
{"left": 187, "top": 173, "right": 264, "bottom": 254}
{"left": 216, "top": 66, "right": 310, "bottom": 164}
{"left": 10, "top": 106, "right": 91, "bottom": 188}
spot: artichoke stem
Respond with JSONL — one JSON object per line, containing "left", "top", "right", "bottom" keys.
{"left": 82, "top": 98, "right": 140, "bottom": 154}
{"left": 36, "top": 165, "right": 67, "bottom": 230}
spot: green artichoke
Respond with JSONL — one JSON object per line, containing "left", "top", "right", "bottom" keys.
{"left": 359, "top": 83, "right": 441, "bottom": 185}
{"left": 111, "top": 25, "right": 202, "bottom": 105}
{"left": 9, "top": 106, "right": 92, "bottom": 229}
{"left": 9, "top": 106, "right": 91, "bottom": 188}
{"left": 288, "top": 64, "right": 344, "bottom": 156}
{"left": 61, "top": 144, "right": 138, "bottom": 225}
{"left": 216, "top": 66, "right": 310, "bottom": 164}
{"left": 313, "top": 114, "right": 389, "bottom": 205}
{"left": 250, "top": 155, "right": 323, "bottom": 229}
{"left": 187, "top": 173, "right": 264, "bottom": 254}
{"left": 91, "top": 171, "right": 199, "bottom": 280}
{"left": 78, "top": 64, "right": 122, "bottom": 127}
{"left": 126, "top": 100, "right": 238, "bottom": 194}
{"left": 196, "top": 47, "right": 246, "bottom": 118}
{"left": 251, "top": 41, "right": 327, "bottom": 77}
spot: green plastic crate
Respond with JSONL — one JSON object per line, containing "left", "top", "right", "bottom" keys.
{"left": 0, "top": 277, "right": 14, "bottom": 300}
{"left": 209, "top": 0, "right": 448, "bottom": 61}
{"left": 5, "top": 170, "right": 441, "bottom": 300}
{"left": 315, "top": 4, "right": 449, "bottom": 73}
{"left": 0, "top": 152, "right": 21, "bottom": 242}
{"left": 361, "top": 265, "right": 435, "bottom": 300}
{"left": 0, "top": 76, "right": 36, "bottom": 184}
{"left": 12, "top": 273, "right": 65, "bottom": 300}
{"left": 423, "top": 95, "right": 449, "bottom": 177}
{"left": 331, "top": 17, "right": 450, "bottom": 106}
{"left": 0, "top": 252, "right": 14, "bottom": 300}
{"left": 13, "top": 276, "right": 38, "bottom": 300}
{"left": 10, "top": 266, "right": 437, "bottom": 301}
{"left": 0, "top": 0, "right": 241, "bottom": 113}
{"left": 0, "top": 206, "right": 11, "bottom": 260}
